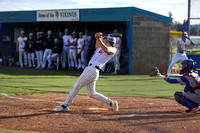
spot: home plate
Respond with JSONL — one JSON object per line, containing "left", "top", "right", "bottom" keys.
{"left": 88, "top": 107, "right": 108, "bottom": 111}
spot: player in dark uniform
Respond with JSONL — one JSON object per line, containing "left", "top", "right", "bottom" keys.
{"left": 35, "top": 32, "right": 44, "bottom": 69}
{"left": 47, "top": 38, "right": 63, "bottom": 69}
{"left": 25, "top": 33, "right": 35, "bottom": 68}
{"left": 42, "top": 30, "right": 54, "bottom": 69}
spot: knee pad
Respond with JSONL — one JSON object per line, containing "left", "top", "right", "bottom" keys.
{"left": 174, "top": 91, "right": 197, "bottom": 109}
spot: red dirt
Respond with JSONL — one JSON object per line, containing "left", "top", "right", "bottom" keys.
{"left": 0, "top": 93, "right": 200, "bottom": 133}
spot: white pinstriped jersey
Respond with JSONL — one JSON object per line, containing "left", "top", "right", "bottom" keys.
{"left": 89, "top": 47, "right": 116, "bottom": 69}
{"left": 18, "top": 37, "right": 27, "bottom": 49}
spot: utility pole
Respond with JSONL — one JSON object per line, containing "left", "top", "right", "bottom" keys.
{"left": 188, "top": 0, "right": 191, "bottom": 36}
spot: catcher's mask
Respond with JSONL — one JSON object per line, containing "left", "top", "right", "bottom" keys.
{"left": 180, "top": 59, "right": 194, "bottom": 74}
{"left": 106, "top": 37, "right": 116, "bottom": 47}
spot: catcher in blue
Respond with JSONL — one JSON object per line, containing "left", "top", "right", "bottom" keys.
{"left": 150, "top": 60, "right": 200, "bottom": 113}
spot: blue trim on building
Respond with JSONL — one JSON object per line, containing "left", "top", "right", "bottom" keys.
{"left": 0, "top": 11, "right": 36, "bottom": 23}
{"left": 0, "top": 7, "right": 172, "bottom": 24}
{"left": 80, "top": 7, "right": 132, "bottom": 22}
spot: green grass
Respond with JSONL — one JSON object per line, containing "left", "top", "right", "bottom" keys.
{"left": 0, "top": 129, "right": 40, "bottom": 133}
{"left": 0, "top": 66, "right": 183, "bottom": 98}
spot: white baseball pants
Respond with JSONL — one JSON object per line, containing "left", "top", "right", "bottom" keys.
{"left": 63, "top": 65, "right": 112, "bottom": 106}
{"left": 83, "top": 46, "right": 89, "bottom": 68}
{"left": 62, "top": 46, "right": 71, "bottom": 68}
{"left": 166, "top": 52, "right": 188, "bottom": 76}
{"left": 47, "top": 53, "right": 59, "bottom": 68}
{"left": 27, "top": 53, "right": 35, "bottom": 68}
{"left": 42, "top": 49, "right": 52, "bottom": 68}
{"left": 69, "top": 48, "right": 77, "bottom": 68}
{"left": 113, "top": 49, "right": 121, "bottom": 73}
{"left": 19, "top": 49, "right": 27, "bottom": 67}
{"left": 77, "top": 49, "right": 85, "bottom": 69}
{"left": 35, "top": 51, "right": 43, "bottom": 68}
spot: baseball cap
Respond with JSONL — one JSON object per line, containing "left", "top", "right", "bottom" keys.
{"left": 47, "top": 30, "right": 52, "bottom": 34}
{"left": 113, "top": 29, "right": 118, "bottom": 33}
{"left": 79, "top": 32, "right": 83, "bottom": 35}
{"left": 40, "top": 32, "right": 43, "bottom": 34}
{"left": 29, "top": 33, "right": 33, "bottom": 36}
{"left": 65, "top": 29, "right": 69, "bottom": 32}
{"left": 72, "top": 31, "right": 76, "bottom": 35}
{"left": 54, "top": 38, "right": 58, "bottom": 42}
{"left": 106, "top": 37, "right": 116, "bottom": 44}
{"left": 20, "top": 31, "right": 25, "bottom": 34}
{"left": 59, "top": 32, "right": 63, "bottom": 35}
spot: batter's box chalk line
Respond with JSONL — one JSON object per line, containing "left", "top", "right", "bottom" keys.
{"left": 88, "top": 107, "right": 108, "bottom": 111}
{"left": 52, "top": 113, "right": 137, "bottom": 118}
{"left": 0, "top": 93, "right": 63, "bottom": 104}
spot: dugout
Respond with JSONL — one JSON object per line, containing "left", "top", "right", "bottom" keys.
{"left": 0, "top": 7, "right": 172, "bottom": 75}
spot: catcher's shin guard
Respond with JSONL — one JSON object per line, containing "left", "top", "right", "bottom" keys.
{"left": 174, "top": 91, "right": 198, "bottom": 109}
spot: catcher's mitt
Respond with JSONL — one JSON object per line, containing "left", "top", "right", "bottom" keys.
{"left": 149, "top": 67, "right": 159, "bottom": 77}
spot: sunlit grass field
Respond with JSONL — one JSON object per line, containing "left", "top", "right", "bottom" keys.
{"left": 0, "top": 66, "right": 183, "bottom": 98}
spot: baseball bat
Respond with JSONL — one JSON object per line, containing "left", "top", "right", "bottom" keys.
{"left": 107, "top": 33, "right": 122, "bottom": 37}
{"left": 100, "top": 33, "right": 122, "bottom": 37}
{"left": 183, "top": 20, "right": 188, "bottom": 33}
{"left": 187, "top": 37, "right": 196, "bottom": 45}
{"left": 182, "top": 20, "right": 195, "bottom": 45}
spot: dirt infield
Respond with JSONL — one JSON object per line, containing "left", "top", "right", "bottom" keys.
{"left": 0, "top": 93, "right": 200, "bottom": 133}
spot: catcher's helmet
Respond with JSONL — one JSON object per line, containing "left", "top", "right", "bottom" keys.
{"left": 182, "top": 32, "right": 188, "bottom": 37}
{"left": 180, "top": 59, "right": 194, "bottom": 74}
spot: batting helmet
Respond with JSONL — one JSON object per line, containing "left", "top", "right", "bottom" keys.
{"left": 180, "top": 59, "right": 194, "bottom": 74}
{"left": 182, "top": 32, "right": 188, "bottom": 37}
{"left": 106, "top": 37, "right": 116, "bottom": 47}
{"left": 106, "top": 37, "right": 116, "bottom": 43}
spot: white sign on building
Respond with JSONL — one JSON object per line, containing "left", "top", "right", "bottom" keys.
{"left": 37, "top": 9, "right": 79, "bottom": 21}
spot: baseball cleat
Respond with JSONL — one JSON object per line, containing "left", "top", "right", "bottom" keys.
{"left": 53, "top": 106, "right": 69, "bottom": 112}
{"left": 186, "top": 106, "right": 200, "bottom": 113}
{"left": 112, "top": 101, "right": 118, "bottom": 112}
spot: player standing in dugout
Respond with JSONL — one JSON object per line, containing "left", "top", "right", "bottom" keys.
{"left": 42, "top": 30, "right": 54, "bottom": 69}
{"left": 35, "top": 32, "right": 44, "bottom": 69}
{"left": 53, "top": 32, "right": 118, "bottom": 112}
{"left": 16, "top": 31, "right": 28, "bottom": 68}
{"left": 62, "top": 29, "right": 72, "bottom": 70}
{"left": 25, "top": 33, "right": 36, "bottom": 68}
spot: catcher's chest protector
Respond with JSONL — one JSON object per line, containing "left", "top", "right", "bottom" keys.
{"left": 183, "top": 72, "right": 200, "bottom": 88}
